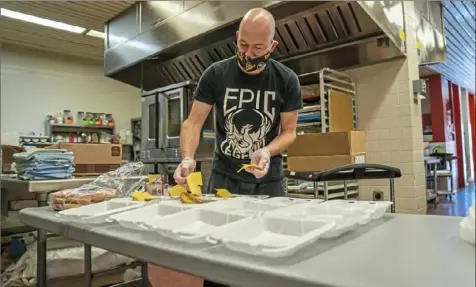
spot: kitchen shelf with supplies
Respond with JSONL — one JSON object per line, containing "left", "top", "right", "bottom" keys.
{"left": 45, "top": 124, "right": 115, "bottom": 144}
{"left": 285, "top": 68, "right": 358, "bottom": 200}
{"left": 296, "top": 68, "right": 357, "bottom": 134}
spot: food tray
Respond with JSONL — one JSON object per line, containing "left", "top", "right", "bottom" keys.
{"left": 319, "top": 200, "right": 393, "bottom": 224}
{"left": 146, "top": 208, "right": 250, "bottom": 243}
{"left": 270, "top": 203, "right": 364, "bottom": 238}
{"left": 57, "top": 200, "right": 146, "bottom": 224}
{"left": 209, "top": 216, "right": 335, "bottom": 258}
{"left": 107, "top": 200, "right": 202, "bottom": 230}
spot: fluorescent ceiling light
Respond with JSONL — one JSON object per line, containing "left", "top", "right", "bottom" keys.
{"left": 86, "top": 30, "right": 104, "bottom": 39}
{"left": 0, "top": 8, "right": 86, "bottom": 34}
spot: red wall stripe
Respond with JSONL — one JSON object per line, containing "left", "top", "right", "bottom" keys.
{"left": 450, "top": 82, "right": 465, "bottom": 188}
{"left": 426, "top": 75, "right": 447, "bottom": 142}
{"left": 469, "top": 93, "right": 475, "bottom": 174}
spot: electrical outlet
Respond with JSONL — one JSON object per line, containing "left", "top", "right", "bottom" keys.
{"left": 373, "top": 190, "right": 384, "bottom": 201}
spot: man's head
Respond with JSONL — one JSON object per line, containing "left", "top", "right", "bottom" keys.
{"left": 236, "top": 8, "right": 278, "bottom": 74}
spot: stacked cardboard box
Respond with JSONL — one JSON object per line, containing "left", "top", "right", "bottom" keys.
{"left": 47, "top": 143, "right": 122, "bottom": 175}
{"left": 287, "top": 131, "right": 366, "bottom": 172}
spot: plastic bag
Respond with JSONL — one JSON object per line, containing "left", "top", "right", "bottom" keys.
{"left": 460, "top": 204, "right": 475, "bottom": 245}
{"left": 49, "top": 162, "right": 147, "bottom": 211}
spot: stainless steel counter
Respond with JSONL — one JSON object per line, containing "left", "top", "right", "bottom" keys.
{"left": 19, "top": 207, "right": 475, "bottom": 287}
{"left": 1, "top": 177, "right": 97, "bottom": 193}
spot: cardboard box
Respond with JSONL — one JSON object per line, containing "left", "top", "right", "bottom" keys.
{"left": 47, "top": 143, "right": 122, "bottom": 175}
{"left": 287, "top": 153, "right": 366, "bottom": 172}
{"left": 287, "top": 131, "right": 365, "bottom": 157}
{"left": 287, "top": 131, "right": 366, "bottom": 172}
{"left": 1, "top": 145, "right": 25, "bottom": 173}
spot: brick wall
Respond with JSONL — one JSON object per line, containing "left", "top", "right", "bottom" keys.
{"left": 341, "top": 2, "right": 427, "bottom": 214}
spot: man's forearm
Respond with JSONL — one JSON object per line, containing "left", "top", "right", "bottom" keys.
{"left": 180, "top": 119, "right": 201, "bottom": 159}
{"left": 265, "top": 130, "right": 296, "bottom": 156}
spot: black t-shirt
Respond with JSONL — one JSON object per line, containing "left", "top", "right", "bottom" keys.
{"left": 194, "top": 57, "right": 303, "bottom": 183}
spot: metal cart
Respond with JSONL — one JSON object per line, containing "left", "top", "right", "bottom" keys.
{"left": 285, "top": 164, "right": 402, "bottom": 213}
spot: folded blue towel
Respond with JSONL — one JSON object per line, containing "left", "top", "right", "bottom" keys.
{"left": 14, "top": 149, "right": 74, "bottom": 162}
{"left": 14, "top": 149, "right": 75, "bottom": 180}
{"left": 20, "top": 167, "right": 75, "bottom": 180}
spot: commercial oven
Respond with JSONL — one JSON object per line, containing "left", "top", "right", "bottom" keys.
{"left": 140, "top": 81, "right": 215, "bottom": 189}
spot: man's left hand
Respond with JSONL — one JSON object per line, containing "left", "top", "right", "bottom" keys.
{"left": 246, "top": 147, "right": 271, "bottom": 178}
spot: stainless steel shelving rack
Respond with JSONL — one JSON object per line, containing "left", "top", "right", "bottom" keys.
{"left": 284, "top": 68, "right": 358, "bottom": 200}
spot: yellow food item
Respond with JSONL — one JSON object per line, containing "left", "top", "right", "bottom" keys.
{"left": 185, "top": 172, "right": 203, "bottom": 196}
{"left": 237, "top": 164, "right": 260, "bottom": 173}
{"left": 216, "top": 188, "right": 232, "bottom": 198}
{"left": 189, "top": 185, "right": 202, "bottom": 196}
{"left": 132, "top": 190, "right": 156, "bottom": 201}
{"left": 187, "top": 172, "right": 203, "bottom": 187}
{"left": 169, "top": 185, "right": 187, "bottom": 197}
{"left": 180, "top": 192, "right": 204, "bottom": 204}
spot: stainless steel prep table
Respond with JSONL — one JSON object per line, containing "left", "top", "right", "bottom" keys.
{"left": 1, "top": 176, "right": 148, "bottom": 287}
{"left": 19, "top": 207, "right": 475, "bottom": 287}
{"left": 0, "top": 176, "right": 98, "bottom": 206}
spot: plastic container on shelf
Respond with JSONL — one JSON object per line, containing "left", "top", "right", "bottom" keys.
{"left": 146, "top": 208, "right": 250, "bottom": 244}
{"left": 77, "top": 112, "right": 85, "bottom": 125}
{"left": 319, "top": 200, "right": 393, "bottom": 224}
{"left": 208, "top": 216, "right": 335, "bottom": 258}
{"left": 64, "top": 110, "right": 74, "bottom": 124}
{"left": 56, "top": 200, "right": 146, "bottom": 224}
{"left": 107, "top": 200, "right": 202, "bottom": 230}
{"left": 86, "top": 112, "right": 94, "bottom": 125}
{"left": 100, "top": 113, "right": 108, "bottom": 126}
{"left": 94, "top": 113, "right": 102, "bottom": 126}
{"left": 106, "top": 114, "right": 115, "bottom": 127}
{"left": 57, "top": 111, "right": 64, "bottom": 124}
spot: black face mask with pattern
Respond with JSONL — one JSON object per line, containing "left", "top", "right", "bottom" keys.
{"left": 236, "top": 48, "right": 272, "bottom": 73}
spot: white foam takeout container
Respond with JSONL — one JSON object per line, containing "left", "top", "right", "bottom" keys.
{"left": 145, "top": 208, "right": 250, "bottom": 244}
{"left": 266, "top": 202, "right": 365, "bottom": 238}
{"left": 319, "top": 200, "right": 393, "bottom": 224}
{"left": 207, "top": 216, "right": 336, "bottom": 258}
{"left": 201, "top": 197, "right": 290, "bottom": 216}
{"left": 56, "top": 199, "right": 147, "bottom": 224}
{"left": 264, "top": 197, "right": 324, "bottom": 206}
{"left": 107, "top": 200, "right": 204, "bottom": 230}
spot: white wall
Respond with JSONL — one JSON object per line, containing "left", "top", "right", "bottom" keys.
{"left": 1, "top": 44, "right": 141, "bottom": 136}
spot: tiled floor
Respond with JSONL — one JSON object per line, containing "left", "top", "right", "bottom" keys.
{"left": 427, "top": 185, "right": 475, "bottom": 217}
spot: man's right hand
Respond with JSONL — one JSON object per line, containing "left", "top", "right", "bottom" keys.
{"left": 173, "top": 157, "right": 196, "bottom": 187}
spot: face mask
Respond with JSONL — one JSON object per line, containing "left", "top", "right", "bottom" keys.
{"left": 236, "top": 48, "right": 272, "bottom": 73}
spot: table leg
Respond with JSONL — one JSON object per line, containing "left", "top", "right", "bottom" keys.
{"left": 389, "top": 178, "right": 395, "bottom": 213}
{"left": 343, "top": 181, "right": 348, "bottom": 199}
{"left": 324, "top": 182, "right": 329, "bottom": 201}
{"left": 36, "top": 193, "right": 48, "bottom": 207}
{"left": 1, "top": 188, "right": 8, "bottom": 218}
{"left": 141, "top": 262, "right": 150, "bottom": 287}
{"left": 37, "top": 229, "right": 47, "bottom": 287}
{"left": 36, "top": 194, "right": 48, "bottom": 287}
{"left": 433, "top": 164, "right": 438, "bottom": 208}
{"left": 85, "top": 244, "right": 92, "bottom": 287}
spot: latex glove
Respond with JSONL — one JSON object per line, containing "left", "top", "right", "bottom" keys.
{"left": 246, "top": 147, "right": 271, "bottom": 179}
{"left": 173, "top": 157, "right": 196, "bottom": 187}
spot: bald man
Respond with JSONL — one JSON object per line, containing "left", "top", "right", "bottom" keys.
{"left": 174, "top": 8, "right": 302, "bottom": 200}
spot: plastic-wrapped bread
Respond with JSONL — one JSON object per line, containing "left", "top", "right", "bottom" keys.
{"left": 48, "top": 162, "right": 148, "bottom": 211}
{"left": 50, "top": 188, "right": 119, "bottom": 211}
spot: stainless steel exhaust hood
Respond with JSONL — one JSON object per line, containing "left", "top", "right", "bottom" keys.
{"left": 104, "top": 1, "right": 446, "bottom": 91}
